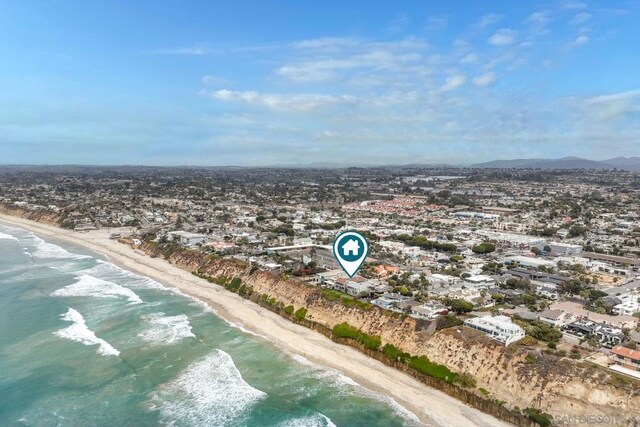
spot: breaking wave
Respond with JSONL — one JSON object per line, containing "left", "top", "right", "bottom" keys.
{"left": 84, "top": 260, "right": 165, "bottom": 290}
{"left": 51, "top": 274, "right": 142, "bottom": 304}
{"left": 31, "top": 236, "right": 92, "bottom": 260}
{"left": 138, "top": 312, "right": 195, "bottom": 345}
{"left": 278, "top": 413, "right": 337, "bottom": 427}
{"left": 290, "top": 354, "right": 420, "bottom": 424}
{"left": 147, "top": 349, "right": 266, "bottom": 425}
{"left": 0, "top": 231, "right": 18, "bottom": 241}
{"left": 54, "top": 307, "right": 120, "bottom": 356}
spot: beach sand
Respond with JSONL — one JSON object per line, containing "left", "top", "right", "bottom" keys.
{"left": 0, "top": 213, "right": 512, "bottom": 427}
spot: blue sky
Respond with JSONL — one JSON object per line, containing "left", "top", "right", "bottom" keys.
{"left": 1, "top": 0, "right": 639, "bottom": 165}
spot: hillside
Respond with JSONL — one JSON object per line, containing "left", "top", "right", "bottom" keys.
{"left": 471, "top": 156, "right": 640, "bottom": 170}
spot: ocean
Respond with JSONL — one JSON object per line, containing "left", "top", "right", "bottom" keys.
{"left": 0, "top": 224, "right": 421, "bottom": 427}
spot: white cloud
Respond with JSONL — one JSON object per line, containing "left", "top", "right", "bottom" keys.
{"left": 460, "top": 53, "right": 479, "bottom": 64}
{"left": 473, "top": 13, "right": 502, "bottom": 30}
{"left": 563, "top": 1, "right": 587, "bottom": 10}
{"left": 292, "top": 37, "right": 360, "bottom": 50}
{"left": 202, "top": 75, "right": 229, "bottom": 85}
{"left": 574, "top": 35, "right": 589, "bottom": 46}
{"left": 473, "top": 72, "right": 497, "bottom": 86}
{"left": 277, "top": 39, "right": 428, "bottom": 83}
{"left": 570, "top": 12, "right": 591, "bottom": 25}
{"left": 586, "top": 89, "right": 640, "bottom": 105}
{"left": 488, "top": 29, "right": 517, "bottom": 46}
{"left": 206, "top": 89, "right": 357, "bottom": 111}
{"left": 147, "top": 46, "right": 208, "bottom": 55}
{"left": 527, "top": 11, "right": 551, "bottom": 26}
{"left": 442, "top": 74, "right": 466, "bottom": 91}
{"left": 583, "top": 90, "right": 640, "bottom": 120}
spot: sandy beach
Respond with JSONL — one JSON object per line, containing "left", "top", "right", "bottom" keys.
{"left": 0, "top": 213, "right": 511, "bottom": 427}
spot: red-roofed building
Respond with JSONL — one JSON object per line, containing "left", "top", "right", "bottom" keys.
{"left": 610, "top": 346, "right": 640, "bottom": 372}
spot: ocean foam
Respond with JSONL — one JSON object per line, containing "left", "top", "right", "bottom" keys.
{"left": 54, "top": 308, "right": 120, "bottom": 356}
{"left": 147, "top": 349, "right": 266, "bottom": 425}
{"left": 289, "top": 354, "right": 421, "bottom": 424}
{"left": 51, "top": 274, "right": 143, "bottom": 304}
{"left": 31, "top": 236, "right": 92, "bottom": 260}
{"left": 0, "top": 231, "right": 18, "bottom": 241}
{"left": 84, "top": 260, "right": 165, "bottom": 290}
{"left": 138, "top": 312, "right": 196, "bottom": 345}
{"left": 279, "top": 413, "right": 337, "bottom": 427}
{"left": 223, "top": 319, "right": 270, "bottom": 340}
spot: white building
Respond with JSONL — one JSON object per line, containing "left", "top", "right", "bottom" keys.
{"left": 464, "top": 315, "right": 526, "bottom": 346}
{"left": 371, "top": 293, "right": 413, "bottom": 310}
{"left": 548, "top": 242, "right": 583, "bottom": 256}
{"left": 453, "top": 211, "right": 500, "bottom": 221}
{"left": 534, "top": 281, "right": 559, "bottom": 300}
{"left": 410, "top": 302, "right": 449, "bottom": 320}
{"left": 463, "top": 275, "right": 495, "bottom": 289}
{"left": 167, "top": 231, "right": 206, "bottom": 247}
{"left": 503, "top": 255, "right": 556, "bottom": 269}
{"left": 472, "top": 229, "right": 546, "bottom": 248}
{"left": 538, "top": 309, "right": 575, "bottom": 327}
{"left": 428, "top": 273, "right": 461, "bottom": 287}
{"left": 613, "top": 292, "right": 640, "bottom": 316}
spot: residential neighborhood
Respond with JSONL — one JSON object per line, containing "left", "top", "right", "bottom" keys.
{"left": 2, "top": 165, "right": 640, "bottom": 381}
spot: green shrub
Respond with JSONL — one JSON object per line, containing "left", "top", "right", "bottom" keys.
{"left": 284, "top": 305, "right": 294, "bottom": 315}
{"left": 408, "top": 356, "right": 457, "bottom": 383}
{"left": 436, "top": 314, "right": 463, "bottom": 330}
{"left": 341, "top": 297, "right": 374, "bottom": 311}
{"left": 321, "top": 288, "right": 346, "bottom": 301}
{"left": 525, "top": 353, "right": 537, "bottom": 364}
{"left": 524, "top": 408, "right": 552, "bottom": 427}
{"left": 332, "top": 322, "right": 381, "bottom": 350}
{"left": 472, "top": 242, "right": 496, "bottom": 254}
{"left": 445, "top": 298, "right": 474, "bottom": 314}
{"left": 294, "top": 307, "right": 308, "bottom": 321}
{"left": 226, "top": 277, "right": 242, "bottom": 292}
{"left": 382, "top": 344, "right": 410, "bottom": 362}
{"left": 458, "top": 372, "right": 477, "bottom": 388}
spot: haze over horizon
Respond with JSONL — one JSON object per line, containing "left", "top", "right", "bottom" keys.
{"left": 1, "top": 0, "right": 639, "bottom": 165}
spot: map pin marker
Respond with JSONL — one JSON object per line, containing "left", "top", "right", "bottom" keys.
{"left": 333, "top": 230, "right": 369, "bottom": 278}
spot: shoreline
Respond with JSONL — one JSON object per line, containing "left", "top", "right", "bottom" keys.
{"left": 0, "top": 213, "right": 512, "bottom": 427}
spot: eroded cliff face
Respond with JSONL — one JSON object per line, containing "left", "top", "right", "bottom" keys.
{"left": 0, "top": 205, "right": 62, "bottom": 225}
{"left": 156, "top": 248, "right": 640, "bottom": 424}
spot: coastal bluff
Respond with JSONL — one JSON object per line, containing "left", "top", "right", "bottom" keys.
{"left": 145, "top": 243, "right": 640, "bottom": 427}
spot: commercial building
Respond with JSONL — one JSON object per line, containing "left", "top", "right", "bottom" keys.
{"left": 547, "top": 242, "right": 583, "bottom": 256}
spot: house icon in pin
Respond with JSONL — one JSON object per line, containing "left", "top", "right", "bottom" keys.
{"left": 342, "top": 238, "right": 360, "bottom": 256}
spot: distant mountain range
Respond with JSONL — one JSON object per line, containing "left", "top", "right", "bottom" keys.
{"left": 3, "top": 156, "right": 640, "bottom": 170}
{"left": 469, "top": 156, "right": 640, "bottom": 171}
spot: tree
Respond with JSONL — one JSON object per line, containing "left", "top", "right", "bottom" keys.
{"left": 446, "top": 298, "right": 474, "bottom": 313}
{"left": 568, "top": 224, "right": 588, "bottom": 237}
{"left": 491, "top": 293, "right": 505, "bottom": 304}
{"left": 472, "top": 242, "right": 496, "bottom": 254}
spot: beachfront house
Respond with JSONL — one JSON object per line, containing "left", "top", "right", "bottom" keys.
{"left": 609, "top": 346, "right": 640, "bottom": 373}
{"left": 464, "top": 315, "right": 525, "bottom": 346}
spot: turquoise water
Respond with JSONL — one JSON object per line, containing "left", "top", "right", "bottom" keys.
{"left": 0, "top": 225, "right": 421, "bottom": 427}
